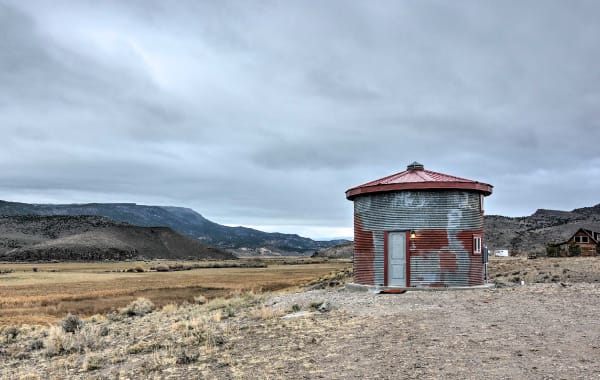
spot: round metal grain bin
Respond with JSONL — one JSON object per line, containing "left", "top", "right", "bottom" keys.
{"left": 346, "top": 162, "right": 493, "bottom": 288}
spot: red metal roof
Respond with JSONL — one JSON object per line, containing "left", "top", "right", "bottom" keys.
{"left": 346, "top": 162, "right": 493, "bottom": 200}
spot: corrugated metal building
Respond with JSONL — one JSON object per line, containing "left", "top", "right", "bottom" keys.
{"left": 346, "top": 162, "right": 493, "bottom": 288}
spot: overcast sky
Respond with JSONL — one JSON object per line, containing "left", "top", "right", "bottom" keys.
{"left": 1, "top": 1, "right": 599, "bottom": 239}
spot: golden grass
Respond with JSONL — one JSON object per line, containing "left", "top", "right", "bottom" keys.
{"left": 0, "top": 260, "right": 350, "bottom": 325}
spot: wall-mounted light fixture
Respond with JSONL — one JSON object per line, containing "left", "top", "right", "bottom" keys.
{"left": 410, "top": 230, "right": 416, "bottom": 239}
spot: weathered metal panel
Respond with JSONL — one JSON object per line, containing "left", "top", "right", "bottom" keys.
{"left": 373, "top": 231, "right": 385, "bottom": 285}
{"left": 355, "top": 190, "right": 483, "bottom": 231}
{"left": 353, "top": 210, "right": 375, "bottom": 285}
{"left": 353, "top": 189, "right": 486, "bottom": 287}
{"left": 410, "top": 229, "right": 483, "bottom": 287}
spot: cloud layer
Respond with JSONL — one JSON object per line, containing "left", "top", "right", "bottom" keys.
{"left": 1, "top": 1, "right": 599, "bottom": 238}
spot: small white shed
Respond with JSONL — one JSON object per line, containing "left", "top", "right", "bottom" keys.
{"left": 494, "top": 249, "right": 509, "bottom": 257}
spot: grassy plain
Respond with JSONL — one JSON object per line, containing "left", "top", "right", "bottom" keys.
{"left": 0, "top": 259, "right": 351, "bottom": 325}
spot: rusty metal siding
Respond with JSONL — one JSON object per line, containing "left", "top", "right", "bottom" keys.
{"left": 353, "top": 209, "right": 375, "bottom": 285}
{"left": 353, "top": 189, "right": 485, "bottom": 287}
{"left": 410, "top": 229, "right": 484, "bottom": 287}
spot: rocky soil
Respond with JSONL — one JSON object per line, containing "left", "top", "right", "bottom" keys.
{"left": 1, "top": 257, "right": 599, "bottom": 379}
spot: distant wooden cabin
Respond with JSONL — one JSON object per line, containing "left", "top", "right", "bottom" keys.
{"left": 550, "top": 228, "right": 600, "bottom": 257}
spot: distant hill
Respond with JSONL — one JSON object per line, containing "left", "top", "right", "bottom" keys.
{"left": 0, "top": 215, "right": 235, "bottom": 261}
{"left": 311, "top": 242, "right": 354, "bottom": 259}
{"left": 485, "top": 203, "right": 600, "bottom": 255}
{"left": 0, "top": 201, "right": 347, "bottom": 254}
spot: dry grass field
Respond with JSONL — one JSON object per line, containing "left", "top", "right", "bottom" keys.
{"left": 0, "top": 259, "right": 351, "bottom": 325}
{"left": 489, "top": 255, "right": 600, "bottom": 284}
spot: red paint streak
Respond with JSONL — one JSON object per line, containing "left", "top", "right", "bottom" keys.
{"left": 456, "top": 230, "right": 476, "bottom": 253}
{"left": 439, "top": 251, "right": 457, "bottom": 271}
{"left": 457, "top": 229, "right": 485, "bottom": 285}
{"left": 410, "top": 230, "right": 449, "bottom": 256}
{"left": 428, "top": 282, "right": 446, "bottom": 288}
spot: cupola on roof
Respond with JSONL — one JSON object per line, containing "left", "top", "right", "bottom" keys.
{"left": 345, "top": 162, "right": 493, "bottom": 200}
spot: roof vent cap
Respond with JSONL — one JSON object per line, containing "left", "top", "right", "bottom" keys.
{"left": 407, "top": 161, "right": 424, "bottom": 171}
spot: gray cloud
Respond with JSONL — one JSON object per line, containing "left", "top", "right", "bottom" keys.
{"left": 1, "top": 0, "right": 599, "bottom": 238}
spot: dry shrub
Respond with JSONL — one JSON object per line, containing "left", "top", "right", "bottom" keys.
{"left": 174, "top": 347, "right": 199, "bottom": 364}
{"left": 204, "top": 325, "right": 226, "bottom": 351}
{"left": 2, "top": 325, "right": 19, "bottom": 342}
{"left": 84, "top": 314, "right": 107, "bottom": 323}
{"left": 15, "top": 374, "right": 40, "bottom": 380}
{"left": 172, "top": 317, "right": 207, "bottom": 344}
{"left": 44, "top": 325, "right": 72, "bottom": 357}
{"left": 162, "top": 303, "right": 178, "bottom": 314}
{"left": 145, "top": 349, "right": 177, "bottom": 372}
{"left": 44, "top": 321, "right": 108, "bottom": 357}
{"left": 206, "top": 297, "right": 228, "bottom": 311}
{"left": 127, "top": 342, "right": 164, "bottom": 355}
{"left": 121, "top": 297, "right": 155, "bottom": 317}
{"left": 206, "top": 292, "right": 261, "bottom": 313}
{"left": 250, "top": 306, "right": 284, "bottom": 320}
{"left": 211, "top": 310, "right": 223, "bottom": 323}
{"left": 82, "top": 354, "right": 103, "bottom": 372}
{"left": 61, "top": 314, "right": 83, "bottom": 333}
{"left": 28, "top": 338, "right": 44, "bottom": 351}
{"left": 194, "top": 295, "right": 207, "bottom": 305}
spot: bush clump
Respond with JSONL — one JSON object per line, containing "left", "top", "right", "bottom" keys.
{"left": 2, "top": 326, "right": 19, "bottom": 341}
{"left": 568, "top": 243, "right": 581, "bottom": 257}
{"left": 61, "top": 314, "right": 84, "bottom": 333}
{"left": 546, "top": 244, "right": 560, "bottom": 257}
{"left": 194, "top": 295, "right": 207, "bottom": 305}
{"left": 121, "top": 297, "right": 155, "bottom": 317}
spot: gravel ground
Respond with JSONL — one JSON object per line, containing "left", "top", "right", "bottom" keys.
{"left": 240, "top": 284, "right": 600, "bottom": 379}
{"left": 2, "top": 259, "right": 600, "bottom": 379}
{"left": 250, "top": 283, "right": 600, "bottom": 379}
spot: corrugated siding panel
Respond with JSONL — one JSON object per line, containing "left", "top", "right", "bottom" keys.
{"left": 353, "top": 189, "right": 485, "bottom": 287}
{"left": 410, "top": 229, "right": 484, "bottom": 287}
{"left": 353, "top": 210, "right": 374, "bottom": 285}
{"left": 373, "top": 231, "right": 385, "bottom": 285}
{"left": 355, "top": 190, "right": 482, "bottom": 231}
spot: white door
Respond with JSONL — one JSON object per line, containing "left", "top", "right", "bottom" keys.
{"left": 388, "top": 232, "right": 407, "bottom": 287}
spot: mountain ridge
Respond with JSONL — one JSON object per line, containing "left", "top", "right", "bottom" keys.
{"left": 0, "top": 215, "right": 235, "bottom": 261}
{"left": 0, "top": 200, "right": 346, "bottom": 254}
